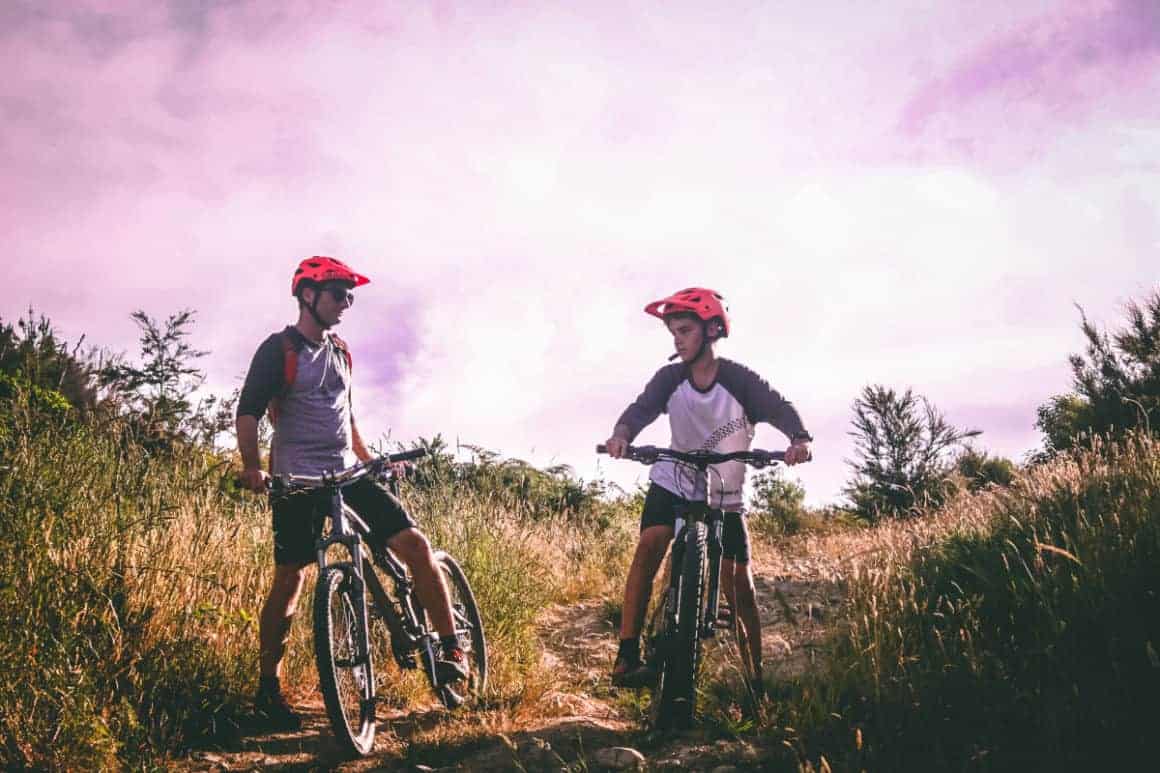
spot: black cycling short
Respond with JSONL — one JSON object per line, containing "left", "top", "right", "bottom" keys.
{"left": 269, "top": 476, "right": 416, "bottom": 566}
{"left": 639, "top": 482, "right": 751, "bottom": 564}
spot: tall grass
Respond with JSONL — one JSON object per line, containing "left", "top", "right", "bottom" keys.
{"left": 0, "top": 386, "right": 634, "bottom": 769}
{"left": 762, "top": 433, "right": 1160, "bottom": 771}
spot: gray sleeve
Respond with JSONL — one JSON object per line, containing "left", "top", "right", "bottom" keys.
{"left": 719, "top": 361, "right": 811, "bottom": 441}
{"left": 615, "top": 364, "right": 684, "bottom": 442}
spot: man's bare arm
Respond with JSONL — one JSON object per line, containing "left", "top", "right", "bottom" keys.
{"left": 351, "top": 416, "right": 372, "bottom": 462}
{"left": 236, "top": 414, "right": 268, "bottom": 491}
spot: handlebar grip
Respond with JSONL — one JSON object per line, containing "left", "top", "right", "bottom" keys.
{"left": 596, "top": 444, "right": 608, "bottom": 454}
{"left": 388, "top": 448, "right": 428, "bottom": 463}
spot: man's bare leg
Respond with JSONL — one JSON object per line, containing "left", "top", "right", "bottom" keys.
{"left": 619, "top": 525, "right": 675, "bottom": 639}
{"left": 259, "top": 563, "right": 308, "bottom": 677}
{"left": 614, "top": 525, "right": 673, "bottom": 682}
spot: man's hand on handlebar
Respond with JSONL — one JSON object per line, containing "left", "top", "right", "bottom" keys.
{"left": 785, "top": 439, "right": 812, "bottom": 466}
{"left": 239, "top": 467, "right": 269, "bottom": 493}
{"left": 603, "top": 435, "right": 629, "bottom": 459}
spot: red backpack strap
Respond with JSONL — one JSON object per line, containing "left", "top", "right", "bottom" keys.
{"left": 329, "top": 333, "right": 353, "bottom": 372}
{"left": 268, "top": 331, "right": 348, "bottom": 428}
{"left": 280, "top": 332, "right": 299, "bottom": 395}
{"left": 266, "top": 332, "right": 299, "bottom": 428}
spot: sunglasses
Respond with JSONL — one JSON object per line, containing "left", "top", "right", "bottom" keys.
{"left": 323, "top": 285, "right": 355, "bottom": 305}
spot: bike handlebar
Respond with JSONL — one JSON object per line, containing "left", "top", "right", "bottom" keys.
{"left": 270, "top": 448, "right": 428, "bottom": 494}
{"left": 596, "top": 444, "right": 789, "bottom": 468}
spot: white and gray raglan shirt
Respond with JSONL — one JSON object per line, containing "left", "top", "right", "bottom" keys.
{"left": 616, "top": 358, "right": 810, "bottom": 511}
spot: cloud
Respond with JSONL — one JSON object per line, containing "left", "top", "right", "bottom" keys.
{"left": 3, "top": 1, "right": 1158, "bottom": 505}
{"left": 898, "top": 0, "right": 1160, "bottom": 164}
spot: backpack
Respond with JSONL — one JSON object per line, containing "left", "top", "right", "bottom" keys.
{"left": 266, "top": 330, "right": 352, "bottom": 427}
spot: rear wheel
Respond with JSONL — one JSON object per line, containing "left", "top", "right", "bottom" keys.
{"left": 430, "top": 551, "right": 488, "bottom": 708}
{"left": 654, "top": 522, "right": 707, "bottom": 730}
{"left": 314, "top": 564, "right": 376, "bottom": 755}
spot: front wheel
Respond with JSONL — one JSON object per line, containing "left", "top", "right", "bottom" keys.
{"left": 431, "top": 551, "right": 488, "bottom": 708}
{"left": 654, "top": 521, "right": 706, "bottom": 730}
{"left": 314, "top": 564, "right": 376, "bottom": 756}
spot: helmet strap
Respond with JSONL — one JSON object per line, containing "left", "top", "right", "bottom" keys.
{"left": 692, "top": 321, "right": 713, "bottom": 364}
{"left": 299, "top": 285, "right": 331, "bottom": 330}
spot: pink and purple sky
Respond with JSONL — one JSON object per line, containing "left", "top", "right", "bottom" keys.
{"left": 3, "top": 1, "right": 1157, "bottom": 504}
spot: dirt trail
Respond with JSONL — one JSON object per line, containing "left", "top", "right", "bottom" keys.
{"left": 181, "top": 537, "right": 844, "bottom": 772}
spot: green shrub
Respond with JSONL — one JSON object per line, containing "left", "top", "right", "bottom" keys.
{"left": 954, "top": 446, "right": 1016, "bottom": 491}
{"left": 1036, "top": 287, "right": 1160, "bottom": 456}
{"left": 844, "top": 384, "right": 980, "bottom": 522}
{"left": 748, "top": 467, "right": 806, "bottom": 537}
{"left": 784, "top": 432, "right": 1160, "bottom": 770}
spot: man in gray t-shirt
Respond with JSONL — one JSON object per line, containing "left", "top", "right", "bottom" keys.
{"left": 236, "top": 256, "right": 468, "bottom": 729}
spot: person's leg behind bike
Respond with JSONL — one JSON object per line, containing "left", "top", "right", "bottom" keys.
{"left": 344, "top": 477, "right": 469, "bottom": 683}
{"left": 254, "top": 489, "right": 328, "bottom": 730}
{"left": 612, "top": 483, "right": 682, "bottom": 686}
{"left": 720, "top": 511, "right": 764, "bottom": 700}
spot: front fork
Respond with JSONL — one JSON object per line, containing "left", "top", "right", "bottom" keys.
{"left": 665, "top": 511, "right": 723, "bottom": 631}
{"left": 318, "top": 493, "right": 375, "bottom": 703}
{"left": 703, "top": 512, "right": 724, "bottom": 639}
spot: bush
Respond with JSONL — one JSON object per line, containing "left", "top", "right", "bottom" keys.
{"left": 844, "top": 384, "right": 980, "bottom": 522}
{"left": 747, "top": 467, "right": 806, "bottom": 537}
{"left": 954, "top": 446, "right": 1015, "bottom": 491}
{"left": 0, "top": 405, "right": 258, "bottom": 769}
{"left": 0, "top": 389, "right": 637, "bottom": 768}
{"left": 784, "top": 432, "right": 1160, "bottom": 770}
{"left": 1037, "top": 288, "right": 1160, "bottom": 456}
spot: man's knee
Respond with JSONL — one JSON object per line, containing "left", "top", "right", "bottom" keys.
{"left": 266, "top": 564, "right": 308, "bottom": 613}
{"left": 271, "top": 563, "right": 307, "bottom": 589}
{"left": 635, "top": 526, "right": 672, "bottom": 560}
{"left": 387, "top": 527, "right": 432, "bottom": 564}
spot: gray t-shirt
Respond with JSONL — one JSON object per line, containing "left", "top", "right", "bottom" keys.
{"left": 237, "top": 326, "right": 356, "bottom": 476}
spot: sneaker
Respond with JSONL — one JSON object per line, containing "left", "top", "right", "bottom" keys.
{"left": 254, "top": 688, "right": 303, "bottom": 732}
{"left": 435, "top": 644, "right": 470, "bottom": 684}
{"left": 610, "top": 654, "right": 656, "bottom": 688}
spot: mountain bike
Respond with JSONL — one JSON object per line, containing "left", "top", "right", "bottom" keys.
{"left": 270, "top": 449, "right": 488, "bottom": 756}
{"left": 597, "top": 444, "right": 786, "bottom": 730}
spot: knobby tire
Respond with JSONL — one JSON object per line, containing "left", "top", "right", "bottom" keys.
{"left": 314, "top": 564, "right": 376, "bottom": 756}
{"left": 432, "top": 550, "right": 488, "bottom": 708}
{"left": 655, "top": 521, "right": 707, "bottom": 730}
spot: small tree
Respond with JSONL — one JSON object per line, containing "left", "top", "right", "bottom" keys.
{"left": 187, "top": 389, "right": 240, "bottom": 448}
{"left": 845, "top": 385, "right": 980, "bottom": 522}
{"left": 1036, "top": 290, "right": 1160, "bottom": 456}
{"left": 0, "top": 309, "right": 103, "bottom": 412}
{"left": 955, "top": 446, "right": 1015, "bottom": 491}
{"left": 102, "top": 309, "right": 208, "bottom": 438}
{"left": 748, "top": 467, "right": 806, "bottom": 536}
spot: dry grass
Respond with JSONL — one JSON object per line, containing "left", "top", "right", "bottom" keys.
{"left": 0, "top": 397, "right": 636, "bottom": 769}
{"left": 9, "top": 379, "right": 1160, "bottom": 771}
{"left": 697, "top": 432, "right": 1160, "bottom": 772}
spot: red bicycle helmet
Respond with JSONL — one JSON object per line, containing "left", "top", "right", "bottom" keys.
{"left": 291, "top": 256, "right": 370, "bottom": 297}
{"left": 644, "top": 287, "right": 730, "bottom": 337}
